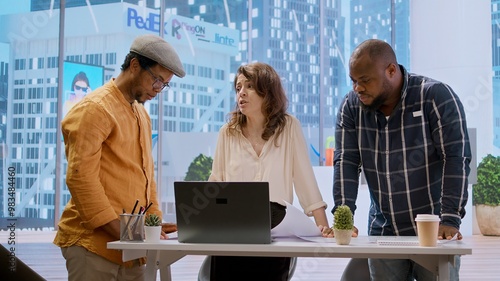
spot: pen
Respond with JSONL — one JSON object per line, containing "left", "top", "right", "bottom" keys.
{"left": 141, "top": 202, "right": 154, "bottom": 215}
{"left": 130, "top": 206, "right": 145, "bottom": 239}
{"left": 131, "top": 199, "right": 139, "bottom": 214}
{"left": 121, "top": 199, "right": 140, "bottom": 241}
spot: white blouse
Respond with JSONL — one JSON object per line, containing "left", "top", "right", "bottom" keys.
{"left": 209, "top": 115, "right": 327, "bottom": 216}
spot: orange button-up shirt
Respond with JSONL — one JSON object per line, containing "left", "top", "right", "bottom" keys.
{"left": 54, "top": 79, "right": 162, "bottom": 265}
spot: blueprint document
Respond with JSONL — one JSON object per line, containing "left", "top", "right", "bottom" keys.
{"left": 271, "top": 201, "right": 322, "bottom": 238}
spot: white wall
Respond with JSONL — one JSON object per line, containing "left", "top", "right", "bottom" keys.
{"left": 410, "top": 0, "right": 497, "bottom": 163}
{"left": 409, "top": 0, "right": 492, "bottom": 235}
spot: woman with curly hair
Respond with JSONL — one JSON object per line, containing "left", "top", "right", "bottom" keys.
{"left": 207, "top": 62, "right": 330, "bottom": 280}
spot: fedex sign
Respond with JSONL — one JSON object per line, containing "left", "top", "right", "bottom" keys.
{"left": 126, "top": 7, "right": 236, "bottom": 48}
{"left": 127, "top": 8, "right": 168, "bottom": 34}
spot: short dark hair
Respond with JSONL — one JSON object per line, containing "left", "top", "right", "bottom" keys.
{"left": 71, "top": 71, "right": 90, "bottom": 89}
{"left": 120, "top": 51, "right": 158, "bottom": 71}
{"left": 351, "top": 39, "right": 397, "bottom": 66}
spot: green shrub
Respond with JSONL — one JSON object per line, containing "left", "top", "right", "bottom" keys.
{"left": 473, "top": 154, "right": 500, "bottom": 206}
{"left": 184, "top": 153, "right": 213, "bottom": 181}
{"left": 333, "top": 205, "right": 354, "bottom": 230}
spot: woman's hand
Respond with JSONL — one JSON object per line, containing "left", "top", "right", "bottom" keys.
{"left": 160, "top": 223, "right": 177, "bottom": 240}
{"left": 319, "top": 225, "right": 359, "bottom": 238}
{"left": 318, "top": 225, "right": 334, "bottom": 238}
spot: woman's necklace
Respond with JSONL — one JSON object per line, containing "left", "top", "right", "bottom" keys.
{"left": 242, "top": 127, "right": 266, "bottom": 155}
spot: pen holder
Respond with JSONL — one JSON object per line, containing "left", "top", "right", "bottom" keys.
{"left": 120, "top": 214, "right": 145, "bottom": 242}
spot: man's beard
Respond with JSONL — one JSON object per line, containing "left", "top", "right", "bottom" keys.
{"left": 360, "top": 94, "right": 386, "bottom": 112}
{"left": 359, "top": 80, "right": 392, "bottom": 112}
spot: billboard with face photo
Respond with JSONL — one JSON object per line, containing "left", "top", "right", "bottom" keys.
{"left": 63, "top": 61, "right": 104, "bottom": 117}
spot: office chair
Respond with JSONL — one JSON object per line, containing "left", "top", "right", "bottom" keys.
{"left": 197, "top": 256, "right": 297, "bottom": 281}
{"left": 340, "top": 258, "right": 370, "bottom": 281}
{"left": 0, "top": 244, "right": 45, "bottom": 281}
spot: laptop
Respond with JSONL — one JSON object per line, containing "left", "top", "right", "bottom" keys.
{"left": 174, "top": 181, "right": 271, "bottom": 244}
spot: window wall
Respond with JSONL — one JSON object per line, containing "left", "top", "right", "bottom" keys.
{"left": 0, "top": 0, "right": 496, "bottom": 228}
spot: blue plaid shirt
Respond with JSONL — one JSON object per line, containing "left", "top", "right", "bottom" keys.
{"left": 333, "top": 65, "right": 471, "bottom": 236}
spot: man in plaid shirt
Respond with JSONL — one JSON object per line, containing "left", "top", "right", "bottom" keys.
{"left": 332, "top": 39, "right": 471, "bottom": 281}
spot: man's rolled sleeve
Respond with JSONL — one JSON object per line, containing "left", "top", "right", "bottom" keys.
{"left": 80, "top": 205, "right": 118, "bottom": 230}
{"left": 303, "top": 201, "right": 328, "bottom": 217}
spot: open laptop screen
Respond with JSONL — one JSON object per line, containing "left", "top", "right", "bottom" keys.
{"left": 174, "top": 181, "right": 271, "bottom": 244}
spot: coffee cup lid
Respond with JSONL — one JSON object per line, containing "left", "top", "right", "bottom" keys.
{"left": 415, "top": 214, "right": 440, "bottom": 222}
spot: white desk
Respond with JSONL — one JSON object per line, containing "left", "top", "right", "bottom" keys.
{"left": 108, "top": 236, "right": 472, "bottom": 281}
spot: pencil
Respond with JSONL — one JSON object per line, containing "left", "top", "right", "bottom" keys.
{"left": 141, "top": 202, "right": 154, "bottom": 215}
{"left": 121, "top": 199, "right": 139, "bottom": 241}
{"left": 131, "top": 199, "right": 139, "bottom": 214}
{"left": 130, "top": 206, "right": 145, "bottom": 239}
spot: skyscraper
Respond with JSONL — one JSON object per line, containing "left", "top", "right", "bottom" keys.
{"left": 350, "top": 0, "right": 410, "bottom": 67}
{"left": 0, "top": 2, "right": 238, "bottom": 225}
{"left": 164, "top": 0, "right": 346, "bottom": 129}
{"left": 492, "top": 0, "right": 500, "bottom": 148}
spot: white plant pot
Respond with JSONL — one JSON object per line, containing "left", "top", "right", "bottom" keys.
{"left": 475, "top": 204, "right": 500, "bottom": 236}
{"left": 144, "top": 226, "right": 162, "bottom": 242}
{"left": 334, "top": 229, "right": 353, "bottom": 245}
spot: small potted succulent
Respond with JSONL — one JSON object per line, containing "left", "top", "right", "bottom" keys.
{"left": 332, "top": 205, "right": 354, "bottom": 245}
{"left": 144, "top": 213, "right": 162, "bottom": 242}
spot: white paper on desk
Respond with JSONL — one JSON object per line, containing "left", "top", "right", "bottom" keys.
{"left": 122, "top": 249, "right": 146, "bottom": 262}
{"left": 271, "top": 201, "right": 322, "bottom": 238}
{"left": 167, "top": 231, "right": 178, "bottom": 239}
{"left": 296, "top": 236, "right": 337, "bottom": 243}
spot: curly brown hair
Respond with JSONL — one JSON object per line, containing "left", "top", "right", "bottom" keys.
{"left": 227, "top": 62, "right": 288, "bottom": 142}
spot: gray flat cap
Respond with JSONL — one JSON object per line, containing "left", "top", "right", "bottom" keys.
{"left": 130, "top": 34, "right": 185, "bottom": 78}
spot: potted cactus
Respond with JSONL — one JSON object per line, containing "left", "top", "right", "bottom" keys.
{"left": 333, "top": 205, "right": 354, "bottom": 245}
{"left": 144, "top": 213, "right": 162, "bottom": 242}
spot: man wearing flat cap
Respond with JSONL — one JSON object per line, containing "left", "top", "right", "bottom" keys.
{"left": 54, "top": 34, "right": 184, "bottom": 281}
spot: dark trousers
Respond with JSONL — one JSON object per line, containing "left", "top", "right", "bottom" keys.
{"left": 210, "top": 202, "right": 291, "bottom": 281}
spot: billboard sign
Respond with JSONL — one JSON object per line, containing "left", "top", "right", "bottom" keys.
{"left": 62, "top": 61, "right": 104, "bottom": 117}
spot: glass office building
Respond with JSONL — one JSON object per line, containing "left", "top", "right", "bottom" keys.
{"left": 350, "top": 0, "right": 409, "bottom": 68}
{"left": 0, "top": 0, "right": 495, "bottom": 228}
{"left": 164, "top": 1, "right": 346, "bottom": 130}
{"left": 493, "top": 0, "right": 500, "bottom": 148}
{"left": 0, "top": 2, "right": 238, "bottom": 225}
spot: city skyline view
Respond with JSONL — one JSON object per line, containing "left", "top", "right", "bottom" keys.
{"left": 0, "top": 0, "right": 496, "bottom": 231}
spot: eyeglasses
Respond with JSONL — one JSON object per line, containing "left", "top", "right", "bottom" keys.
{"left": 145, "top": 67, "right": 170, "bottom": 91}
{"left": 74, "top": 85, "right": 89, "bottom": 92}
